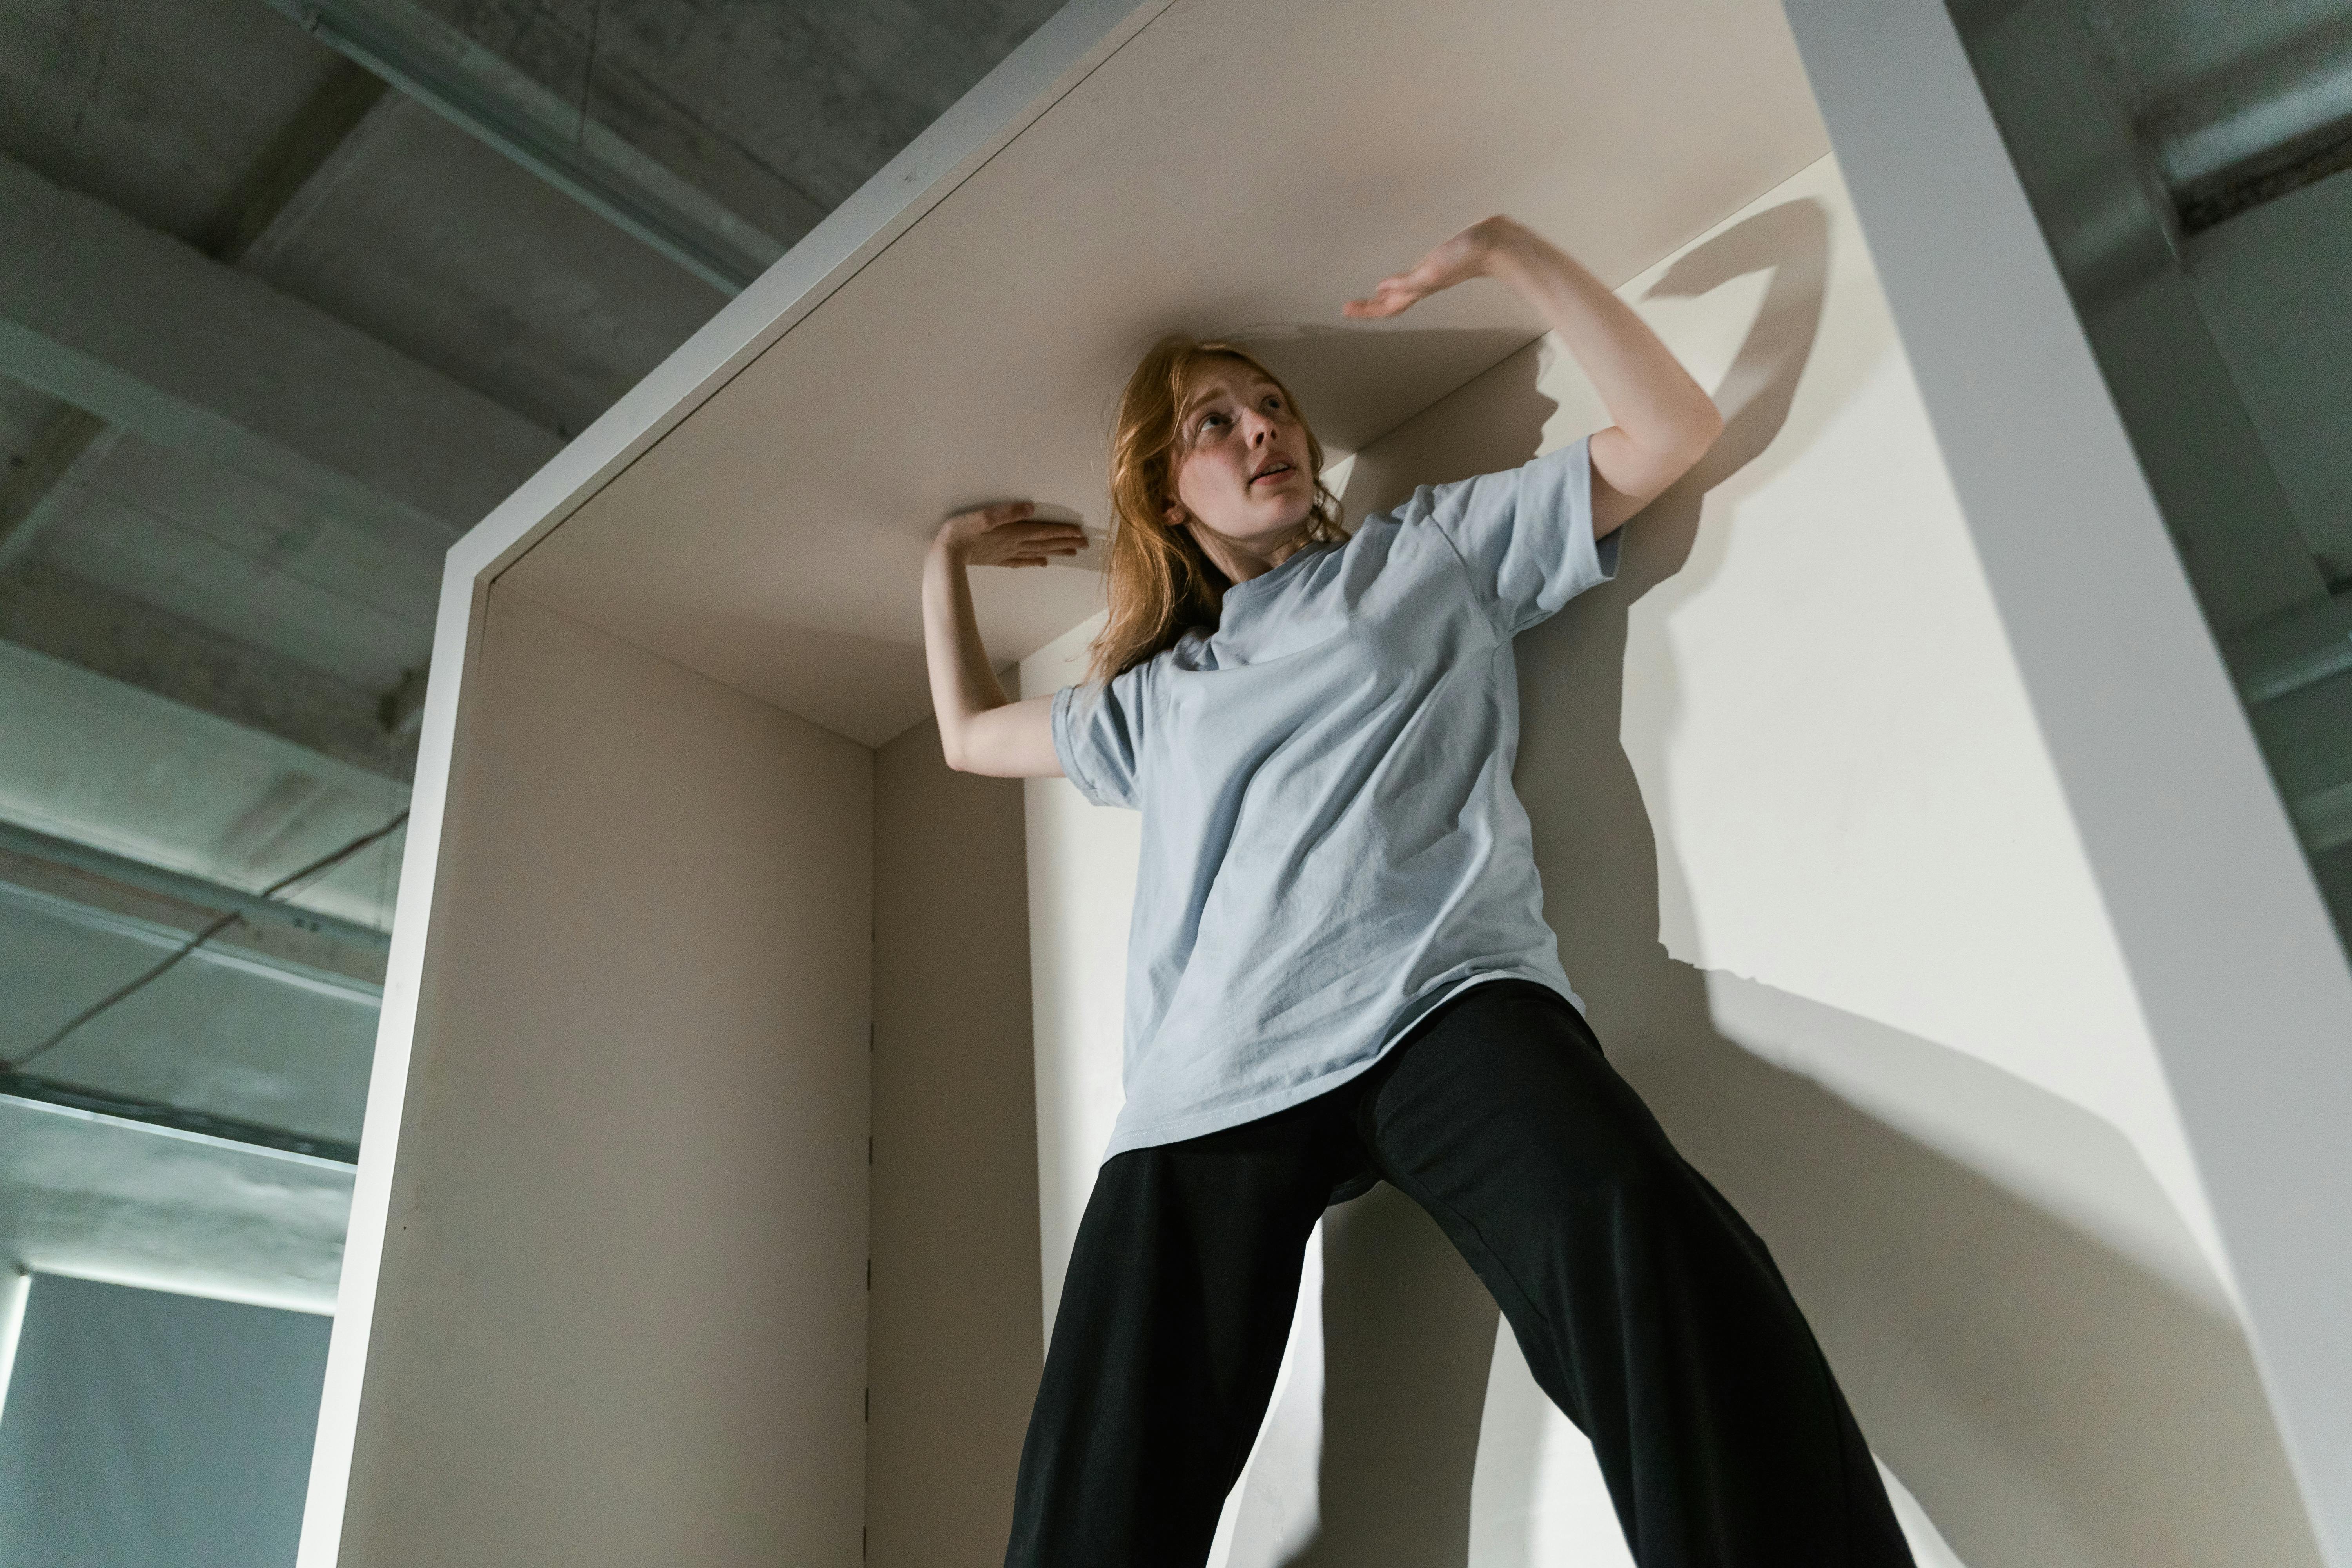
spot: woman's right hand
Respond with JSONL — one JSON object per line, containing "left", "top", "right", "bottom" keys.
{"left": 934, "top": 501, "right": 1088, "bottom": 568}
{"left": 922, "top": 501, "right": 1078, "bottom": 778}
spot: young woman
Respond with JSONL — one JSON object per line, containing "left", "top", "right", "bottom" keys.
{"left": 922, "top": 216, "right": 1915, "bottom": 1568}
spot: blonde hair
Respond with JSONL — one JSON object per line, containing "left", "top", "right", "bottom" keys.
{"left": 1089, "top": 336, "right": 1347, "bottom": 682}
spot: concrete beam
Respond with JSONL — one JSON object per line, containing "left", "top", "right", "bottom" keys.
{"left": 0, "top": 408, "right": 118, "bottom": 572}
{"left": 0, "top": 1096, "right": 354, "bottom": 1313}
{"left": 0, "top": 152, "right": 561, "bottom": 544}
{"left": 0, "top": 563, "right": 416, "bottom": 782}
{"left": 2149, "top": 13, "right": 2352, "bottom": 230}
{"left": 210, "top": 59, "right": 392, "bottom": 265}
{"left": 259, "top": 0, "right": 786, "bottom": 294}
{"left": 376, "top": 665, "right": 428, "bottom": 739}
{"left": 0, "top": 818, "right": 388, "bottom": 990}
{"left": 0, "top": 64, "right": 394, "bottom": 573}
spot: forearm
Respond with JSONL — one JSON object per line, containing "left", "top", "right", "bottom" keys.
{"left": 921, "top": 541, "right": 1063, "bottom": 777}
{"left": 923, "top": 541, "right": 1011, "bottom": 765}
{"left": 1485, "top": 223, "right": 1722, "bottom": 513}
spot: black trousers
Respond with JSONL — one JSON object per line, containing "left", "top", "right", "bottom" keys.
{"left": 1004, "top": 980, "right": 1914, "bottom": 1568}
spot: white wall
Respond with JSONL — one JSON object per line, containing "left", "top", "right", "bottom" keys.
{"left": 1780, "top": 13, "right": 2352, "bottom": 1559}
{"left": 1017, "top": 635, "right": 1141, "bottom": 1332}
{"left": 331, "top": 587, "right": 874, "bottom": 1568}
{"left": 1344, "top": 158, "right": 2208, "bottom": 1255}
{"left": 868, "top": 718, "right": 1043, "bottom": 1566}
{"left": 1020, "top": 155, "right": 2319, "bottom": 1568}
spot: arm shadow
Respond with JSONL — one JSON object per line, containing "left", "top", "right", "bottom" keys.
{"left": 1279, "top": 196, "right": 1837, "bottom": 1568}
{"left": 1254, "top": 195, "right": 2318, "bottom": 1568}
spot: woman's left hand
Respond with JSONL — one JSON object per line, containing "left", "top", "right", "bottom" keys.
{"left": 1343, "top": 216, "right": 1520, "bottom": 319}
{"left": 1345, "top": 212, "right": 1724, "bottom": 534}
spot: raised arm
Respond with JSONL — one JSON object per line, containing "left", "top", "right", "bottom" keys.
{"left": 923, "top": 502, "right": 1087, "bottom": 776}
{"left": 1345, "top": 217, "right": 1723, "bottom": 534}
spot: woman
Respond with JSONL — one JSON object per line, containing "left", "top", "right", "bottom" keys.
{"left": 922, "top": 216, "right": 1914, "bottom": 1568}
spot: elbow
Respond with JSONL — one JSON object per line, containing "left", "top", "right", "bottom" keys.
{"left": 1652, "top": 402, "right": 1723, "bottom": 491}
{"left": 1695, "top": 397, "right": 1726, "bottom": 452}
{"left": 938, "top": 725, "right": 973, "bottom": 774}
{"left": 1676, "top": 399, "right": 1725, "bottom": 472}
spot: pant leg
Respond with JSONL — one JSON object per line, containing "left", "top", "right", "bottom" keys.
{"left": 1004, "top": 1095, "right": 1360, "bottom": 1568}
{"left": 1359, "top": 981, "right": 1914, "bottom": 1568}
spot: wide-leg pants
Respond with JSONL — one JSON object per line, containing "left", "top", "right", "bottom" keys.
{"left": 1002, "top": 980, "right": 1914, "bottom": 1568}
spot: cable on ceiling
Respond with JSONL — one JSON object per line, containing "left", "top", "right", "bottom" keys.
{"left": 3, "top": 808, "right": 411, "bottom": 1074}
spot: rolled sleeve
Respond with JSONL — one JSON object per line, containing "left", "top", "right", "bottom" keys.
{"left": 1416, "top": 436, "right": 1618, "bottom": 636}
{"left": 1052, "top": 674, "right": 1146, "bottom": 811}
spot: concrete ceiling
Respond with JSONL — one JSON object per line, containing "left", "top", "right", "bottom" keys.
{"left": 2059, "top": 0, "right": 2352, "bottom": 226}
{"left": 0, "top": 0, "right": 1068, "bottom": 1310}
{"left": 0, "top": 1100, "right": 353, "bottom": 1314}
{"left": 403, "top": 0, "right": 1069, "bottom": 244}
{"left": 0, "top": 641, "right": 411, "bottom": 927}
{"left": 235, "top": 92, "right": 729, "bottom": 441}
{"left": 0, "top": 0, "right": 1065, "bottom": 915}
{"left": 0, "top": 836, "right": 381, "bottom": 1148}
{"left": 0, "top": 0, "right": 353, "bottom": 250}
{"left": 499, "top": 0, "right": 1833, "bottom": 747}
{"left": 2073, "top": 0, "right": 2348, "bottom": 115}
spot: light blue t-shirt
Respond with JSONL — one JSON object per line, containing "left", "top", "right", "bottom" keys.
{"left": 1053, "top": 436, "right": 1619, "bottom": 1159}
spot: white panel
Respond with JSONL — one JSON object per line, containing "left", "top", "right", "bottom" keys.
{"left": 505, "top": 0, "right": 1829, "bottom": 745}
{"left": 1780, "top": 3, "right": 2352, "bottom": 1562}
{"left": 1354, "top": 149, "right": 2308, "bottom": 1568}
{"left": 867, "top": 720, "right": 1042, "bottom": 1566}
{"left": 1017, "top": 614, "right": 1141, "bottom": 1334}
{"left": 302, "top": 9, "right": 1184, "bottom": 1557}
{"left": 325, "top": 588, "right": 873, "bottom": 1567}
{"left": 1367, "top": 156, "right": 2220, "bottom": 1279}
{"left": 1334, "top": 152, "right": 2222, "bottom": 1265}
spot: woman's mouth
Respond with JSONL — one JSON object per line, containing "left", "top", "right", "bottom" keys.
{"left": 1250, "top": 461, "right": 1296, "bottom": 486}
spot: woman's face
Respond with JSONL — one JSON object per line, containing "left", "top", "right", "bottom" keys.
{"left": 1169, "top": 361, "right": 1316, "bottom": 555}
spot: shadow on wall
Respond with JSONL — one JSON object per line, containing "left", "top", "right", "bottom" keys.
{"left": 1287, "top": 199, "right": 2319, "bottom": 1568}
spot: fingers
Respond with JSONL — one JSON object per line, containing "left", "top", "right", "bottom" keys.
{"left": 939, "top": 501, "right": 1089, "bottom": 568}
{"left": 976, "top": 520, "right": 1087, "bottom": 569}
{"left": 1343, "top": 290, "right": 1414, "bottom": 319}
{"left": 958, "top": 504, "right": 1087, "bottom": 543}
{"left": 1009, "top": 521, "right": 1088, "bottom": 543}
{"left": 1347, "top": 229, "right": 1493, "bottom": 319}
{"left": 1343, "top": 272, "right": 1424, "bottom": 319}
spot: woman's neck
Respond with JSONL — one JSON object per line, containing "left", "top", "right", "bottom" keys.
{"left": 1189, "top": 524, "right": 1306, "bottom": 584}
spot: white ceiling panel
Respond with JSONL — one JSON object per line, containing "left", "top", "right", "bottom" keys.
{"left": 499, "top": 0, "right": 1829, "bottom": 746}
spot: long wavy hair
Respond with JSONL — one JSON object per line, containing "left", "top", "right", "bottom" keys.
{"left": 1089, "top": 336, "right": 1347, "bottom": 682}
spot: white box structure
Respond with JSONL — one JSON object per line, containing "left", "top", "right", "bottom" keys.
{"left": 296, "top": 3, "right": 2352, "bottom": 1566}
